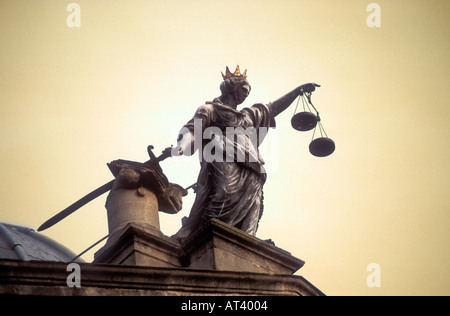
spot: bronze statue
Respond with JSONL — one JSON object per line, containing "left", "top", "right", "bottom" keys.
{"left": 173, "top": 66, "right": 319, "bottom": 241}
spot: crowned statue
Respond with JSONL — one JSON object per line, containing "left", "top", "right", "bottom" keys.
{"left": 172, "top": 66, "right": 319, "bottom": 241}
{"left": 36, "top": 64, "right": 323, "bottom": 257}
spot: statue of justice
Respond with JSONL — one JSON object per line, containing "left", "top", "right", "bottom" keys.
{"left": 38, "top": 65, "right": 334, "bottom": 246}
{"left": 171, "top": 66, "right": 327, "bottom": 241}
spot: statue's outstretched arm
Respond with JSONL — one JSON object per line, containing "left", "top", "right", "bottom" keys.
{"left": 270, "top": 83, "right": 320, "bottom": 117}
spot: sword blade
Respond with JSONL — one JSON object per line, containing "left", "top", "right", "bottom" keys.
{"left": 37, "top": 180, "right": 114, "bottom": 232}
{"left": 37, "top": 145, "right": 174, "bottom": 232}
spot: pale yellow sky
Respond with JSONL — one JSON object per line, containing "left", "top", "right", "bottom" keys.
{"left": 1, "top": 0, "right": 449, "bottom": 295}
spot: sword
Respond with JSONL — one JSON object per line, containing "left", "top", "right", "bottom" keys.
{"left": 38, "top": 145, "right": 174, "bottom": 232}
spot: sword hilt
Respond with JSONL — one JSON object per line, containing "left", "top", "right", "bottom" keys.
{"left": 147, "top": 145, "right": 173, "bottom": 165}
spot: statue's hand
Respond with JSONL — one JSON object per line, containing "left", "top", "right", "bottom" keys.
{"left": 175, "top": 145, "right": 184, "bottom": 156}
{"left": 170, "top": 144, "right": 184, "bottom": 157}
{"left": 173, "top": 131, "right": 195, "bottom": 157}
{"left": 299, "top": 83, "right": 321, "bottom": 95}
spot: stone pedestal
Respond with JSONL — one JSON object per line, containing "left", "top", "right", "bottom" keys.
{"left": 181, "top": 218, "right": 305, "bottom": 274}
{"left": 96, "top": 217, "right": 304, "bottom": 276}
{"left": 94, "top": 222, "right": 183, "bottom": 267}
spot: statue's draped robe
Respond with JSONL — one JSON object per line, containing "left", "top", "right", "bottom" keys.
{"left": 175, "top": 99, "right": 275, "bottom": 239}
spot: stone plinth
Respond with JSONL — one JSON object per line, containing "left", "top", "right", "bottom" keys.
{"left": 182, "top": 218, "right": 305, "bottom": 274}
{"left": 95, "top": 217, "right": 305, "bottom": 277}
{"left": 94, "top": 222, "right": 183, "bottom": 268}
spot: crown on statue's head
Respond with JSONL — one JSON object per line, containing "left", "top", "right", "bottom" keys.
{"left": 222, "top": 65, "right": 247, "bottom": 80}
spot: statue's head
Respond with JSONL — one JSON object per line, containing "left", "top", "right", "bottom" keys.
{"left": 220, "top": 66, "right": 251, "bottom": 106}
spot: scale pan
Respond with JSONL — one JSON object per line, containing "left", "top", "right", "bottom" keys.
{"left": 291, "top": 112, "right": 317, "bottom": 131}
{"left": 309, "top": 137, "right": 335, "bottom": 157}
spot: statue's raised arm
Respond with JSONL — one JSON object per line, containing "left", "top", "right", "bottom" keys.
{"left": 270, "top": 83, "right": 321, "bottom": 117}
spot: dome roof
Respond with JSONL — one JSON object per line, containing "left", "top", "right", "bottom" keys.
{"left": 0, "top": 222, "right": 83, "bottom": 262}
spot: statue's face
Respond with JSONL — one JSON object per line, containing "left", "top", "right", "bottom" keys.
{"left": 235, "top": 84, "right": 251, "bottom": 105}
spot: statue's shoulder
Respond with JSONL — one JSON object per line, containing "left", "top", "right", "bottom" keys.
{"left": 204, "top": 98, "right": 223, "bottom": 108}
{"left": 201, "top": 99, "right": 232, "bottom": 113}
{"left": 194, "top": 102, "right": 215, "bottom": 115}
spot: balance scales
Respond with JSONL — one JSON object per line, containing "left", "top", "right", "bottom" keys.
{"left": 291, "top": 88, "right": 335, "bottom": 157}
